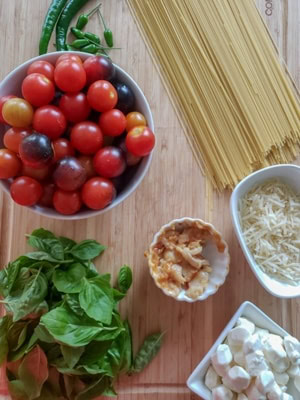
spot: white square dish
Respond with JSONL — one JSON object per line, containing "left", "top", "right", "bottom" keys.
{"left": 186, "top": 301, "right": 298, "bottom": 399}
{"left": 230, "top": 164, "right": 300, "bottom": 299}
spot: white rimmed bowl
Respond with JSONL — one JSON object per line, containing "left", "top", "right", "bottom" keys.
{"left": 230, "top": 164, "right": 300, "bottom": 298}
{"left": 0, "top": 51, "right": 154, "bottom": 220}
{"left": 187, "top": 301, "right": 299, "bottom": 399}
{"left": 146, "top": 217, "right": 230, "bottom": 303}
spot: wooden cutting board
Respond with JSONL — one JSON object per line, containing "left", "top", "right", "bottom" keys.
{"left": 0, "top": 1, "right": 299, "bottom": 399}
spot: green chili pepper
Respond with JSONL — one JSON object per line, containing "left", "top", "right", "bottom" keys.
{"left": 71, "top": 27, "right": 86, "bottom": 39}
{"left": 97, "top": 8, "right": 114, "bottom": 48}
{"left": 56, "top": 0, "right": 90, "bottom": 51}
{"left": 71, "top": 39, "right": 90, "bottom": 48}
{"left": 84, "top": 32, "right": 101, "bottom": 45}
{"left": 81, "top": 44, "right": 100, "bottom": 54}
{"left": 66, "top": 44, "right": 75, "bottom": 51}
{"left": 39, "top": 0, "right": 68, "bottom": 55}
{"left": 75, "top": 3, "right": 101, "bottom": 30}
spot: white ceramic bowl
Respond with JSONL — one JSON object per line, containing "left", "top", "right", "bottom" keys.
{"left": 230, "top": 164, "right": 300, "bottom": 298}
{"left": 146, "top": 218, "right": 230, "bottom": 303}
{"left": 0, "top": 51, "right": 154, "bottom": 220}
{"left": 187, "top": 301, "right": 299, "bottom": 399}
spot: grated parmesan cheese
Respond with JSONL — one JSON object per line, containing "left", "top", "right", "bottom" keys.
{"left": 239, "top": 179, "right": 300, "bottom": 285}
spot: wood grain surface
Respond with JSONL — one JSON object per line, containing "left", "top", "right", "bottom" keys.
{"left": 0, "top": 1, "right": 299, "bottom": 399}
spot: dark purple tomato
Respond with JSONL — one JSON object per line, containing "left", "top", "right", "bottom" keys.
{"left": 113, "top": 82, "right": 135, "bottom": 114}
{"left": 53, "top": 156, "right": 87, "bottom": 191}
{"left": 83, "top": 56, "right": 115, "bottom": 85}
{"left": 19, "top": 133, "right": 53, "bottom": 168}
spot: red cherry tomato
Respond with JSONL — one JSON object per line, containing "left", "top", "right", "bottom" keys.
{"left": 27, "top": 60, "right": 55, "bottom": 81}
{"left": 59, "top": 92, "right": 90, "bottom": 123}
{"left": 22, "top": 73, "right": 55, "bottom": 107}
{"left": 126, "top": 151, "right": 142, "bottom": 166}
{"left": 70, "top": 121, "right": 103, "bottom": 155}
{"left": 93, "top": 146, "right": 126, "bottom": 178}
{"left": 33, "top": 105, "right": 67, "bottom": 140}
{"left": 3, "top": 127, "right": 31, "bottom": 153}
{"left": 55, "top": 54, "right": 82, "bottom": 66}
{"left": 0, "top": 95, "right": 16, "bottom": 123}
{"left": 53, "top": 189, "right": 82, "bottom": 215}
{"left": 21, "top": 165, "right": 50, "bottom": 181}
{"left": 39, "top": 182, "right": 55, "bottom": 207}
{"left": 125, "top": 111, "right": 147, "bottom": 132}
{"left": 83, "top": 56, "right": 115, "bottom": 85}
{"left": 53, "top": 138, "right": 75, "bottom": 162}
{"left": 0, "top": 149, "right": 21, "bottom": 179}
{"left": 126, "top": 126, "right": 155, "bottom": 156}
{"left": 10, "top": 176, "right": 43, "bottom": 206}
{"left": 98, "top": 109, "right": 126, "bottom": 137}
{"left": 87, "top": 80, "right": 117, "bottom": 112}
{"left": 54, "top": 60, "right": 86, "bottom": 93}
{"left": 78, "top": 155, "right": 97, "bottom": 179}
{"left": 81, "top": 177, "right": 116, "bottom": 210}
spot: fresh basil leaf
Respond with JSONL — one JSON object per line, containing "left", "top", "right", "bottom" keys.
{"left": 70, "top": 240, "right": 106, "bottom": 261}
{"left": 28, "top": 228, "right": 56, "bottom": 241}
{"left": 117, "top": 265, "right": 132, "bottom": 293}
{"left": 65, "top": 294, "right": 84, "bottom": 316}
{"left": 53, "top": 263, "right": 86, "bottom": 294}
{"left": 75, "top": 375, "right": 111, "bottom": 400}
{"left": 8, "top": 321, "right": 28, "bottom": 351}
{"left": 19, "top": 345, "right": 49, "bottom": 399}
{"left": 27, "top": 229, "right": 65, "bottom": 261}
{"left": 79, "top": 340, "right": 113, "bottom": 365}
{"left": 112, "top": 288, "right": 125, "bottom": 303}
{"left": 8, "top": 379, "right": 28, "bottom": 400}
{"left": 41, "top": 305, "right": 106, "bottom": 347}
{"left": 35, "top": 324, "right": 56, "bottom": 344}
{"left": 102, "top": 384, "right": 118, "bottom": 397}
{"left": 132, "top": 332, "right": 164, "bottom": 373}
{"left": 79, "top": 277, "right": 114, "bottom": 324}
{"left": 57, "top": 365, "right": 87, "bottom": 375}
{"left": 6, "top": 261, "right": 21, "bottom": 294}
{"left": 29, "top": 261, "right": 57, "bottom": 271}
{"left": 0, "top": 269, "right": 8, "bottom": 297}
{"left": 61, "top": 344, "right": 84, "bottom": 369}
{"left": 0, "top": 315, "right": 12, "bottom": 365}
{"left": 10, "top": 268, "right": 31, "bottom": 297}
{"left": 26, "top": 333, "right": 39, "bottom": 353}
{"left": 59, "top": 236, "right": 76, "bottom": 251}
{"left": 25, "top": 252, "right": 61, "bottom": 263}
{"left": 119, "top": 319, "right": 133, "bottom": 373}
{"left": 45, "top": 344, "right": 62, "bottom": 362}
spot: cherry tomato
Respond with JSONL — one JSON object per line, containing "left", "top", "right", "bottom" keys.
{"left": 98, "top": 109, "right": 126, "bottom": 137}
{"left": 33, "top": 105, "right": 67, "bottom": 140}
{"left": 3, "top": 127, "right": 31, "bottom": 153}
{"left": 59, "top": 92, "right": 90, "bottom": 123}
{"left": 22, "top": 73, "right": 55, "bottom": 107}
{"left": 126, "top": 111, "right": 147, "bottom": 132}
{"left": 78, "top": 155, "right": 97, "bottom": 179}
{"left": 93, "top": 146, "right": 126, "bottom": 178}
{"left": 83, "top": 56, "right": 115, "bottom": 85}
{"left": 55, "top": 54, "right": 82, "bottom": 66}
{"left": 2, "top": 98, "right": 33, "bottom": 128}
{"left": 53, "top": 156, "right": 86, "bottom": 191}
{"left": 21, "top": 164, "right": 50, "bottom": 181}
{"left": 10, "top": 176, "right": 43, "bottom": 206}
{"left": 53, "top": 189, "right": 82, "bottom": 215}
{"left": 27, "top": 60, "right": 55, "bottom": 81}
{"left": 0, "top": 149, "right": 21, "bottom": 179}
{"left": 126, "top": 126, "right": 155, "bottom": 156}
{"left": 126, "top": 151, "right": 142, "bottom": 166}
{"left": 70, "top": 121, "right": 103, "bottom": 155}
{"left": 87, "top": 80, "right": 117, "bottom": 112}
{"left": 53, "top": 138, "right": 75, "bottom": 162}
{"left": 19, "top": 133, "right": 53, "bottom": 168}
{"left": 39, "top": 182, "right": 55, "bottom": 207}
{"left": 81, "top": 177, "right": 116, "bottom": 210}
{"left": 0, "top": 95, "right": 16, "bottom": 123}
{"left": 113, "top": 82, "right": 135, "bottom": 114}
{"left": 54, "top": 60, "right": 86, "bottom": 93}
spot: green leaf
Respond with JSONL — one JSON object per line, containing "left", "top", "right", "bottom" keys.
{"left": 79, "top": 340, "right": 113, "bottom": 365}
{"left": 47, "top": 367, "right": 62, "bottom": 396}
{"left": 8, "top": 380, "right": 28, "bottom": 400}
{"left": 19, "top": 345, "right": 49, "bottom": 399}
{"left": 119, "top": 319, "right": 133, "bottom": 373}
{"left": 41, "top": 305, "right": 106, "bottom": 347}
{"left": 132, "top": 333, "right": 164, "bottom": 373}
{"left": 25, "top": 252, "right": 62, "bottom": 263}
{"left": 70, "top": 240, "right": 106, "bottom": 261}
{"left": 10, "top": 268, "right": 31, "bottom": 296}
{"left": 59, "top": 236, "right": 76, "bottom": 251}
{"left": 53, "top": 263, "right": 86, "bottom": 294}
{"left": 79, "top": 277, "right": 114, "bottom": 324}
{"left": 0, "top": 315, "right": 12, "bottom": 365}
{"left": 117, "top": 265, "right": 132, "bottom": 293}
{"left": 34, "top": 324, "right": 56, "bottom": 343}
{"left": 45, "top": 344, "right": 61, "bottom": 362}
{"left": 8, "top": 321, "right": 28, "bottom": 351}
{"left": 102, "top": 384, "right": 118, "bottom": 397}
{"left": 27, "top": 229, "right": 64, "bottom": 260}
{"left": 75, "top": 376, "right": 111, "bottom": 400}
{"left": 61, "top": 344, "right": 84, "bottom": 369}
{"left": 0, "top": 269, "right": 8, "bottom": 297}
{"left": 65, "top": 294, "right": 84, "bottom": 316}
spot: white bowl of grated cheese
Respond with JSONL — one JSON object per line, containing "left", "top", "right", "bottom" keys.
{"left": 230, "top": 164, "right": 300, "bottom": 299}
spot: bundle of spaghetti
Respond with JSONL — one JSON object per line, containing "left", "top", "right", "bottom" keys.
{"left": 127, "top": 0, "right": 300, "bottom": 189}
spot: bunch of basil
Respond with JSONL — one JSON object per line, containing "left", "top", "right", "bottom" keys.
{"left": 0, "top": 228, "right": 163, "bottom": 400}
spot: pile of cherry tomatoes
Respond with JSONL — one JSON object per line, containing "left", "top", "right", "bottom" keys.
{"left": 0, "top": 54, "right": 155, "bottom": 215}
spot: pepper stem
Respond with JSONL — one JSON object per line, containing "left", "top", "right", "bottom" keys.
{"left": 97, "top": 7, "right": 108, "bottom": 30}
{"left": 87, "top": 3, "right": 101, "bottom": 18}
